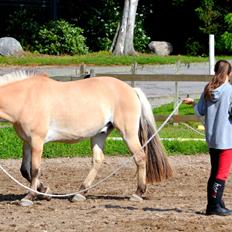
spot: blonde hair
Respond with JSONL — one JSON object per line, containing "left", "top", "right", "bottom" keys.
{"left": 204, "top": 60, "right": 232, "bottom": 100}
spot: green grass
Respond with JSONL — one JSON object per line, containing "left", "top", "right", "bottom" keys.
{"left": 0, "top": 51, "right": 218, "bottom": 66}
{"left": 158, "top": 122, "right": 207, "bottom": 155}
{"left": 153, "top": 102, "right": 195, "bottom": 115}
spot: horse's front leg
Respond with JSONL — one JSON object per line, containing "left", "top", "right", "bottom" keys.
{"left": 20, "top": 142, "right": 32, "bottom": 183}
{"left": 20, "top": 137, "right": 47, "bottom": 206}
{"left": 71, "top": 133, "right": 107, "bottom": 202}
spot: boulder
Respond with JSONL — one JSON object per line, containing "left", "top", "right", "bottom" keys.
{"left": 148, "top": 41, "right": 173, "bottom": 56}
{"left": 0, "top": 37, "right": 23, "bottom": 56}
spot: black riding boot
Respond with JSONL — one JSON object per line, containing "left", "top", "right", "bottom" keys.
{"left": 207, "top": 178, "right": 229, "bottom": 210}
{"left": 206, "top": 179, "right": 232, "bottom": 216}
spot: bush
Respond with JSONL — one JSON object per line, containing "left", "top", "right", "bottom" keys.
{"left": 185, "top": 38, "right": 202, "bottom": 56}
{"left": 34, "top": 19, "right": 89, "bottom": 55}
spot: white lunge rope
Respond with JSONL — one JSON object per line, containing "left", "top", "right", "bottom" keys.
{"left": 0, "top": 100, "right": 183, "bottom": 198}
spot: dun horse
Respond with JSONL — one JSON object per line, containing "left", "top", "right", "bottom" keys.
{"left": 0, "top": 71, "right": 172, "bottom": 206}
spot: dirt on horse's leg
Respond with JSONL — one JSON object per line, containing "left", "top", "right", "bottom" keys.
{"left": 20, "top": 138, "right": 44, "bottom": 206}
{"left": 71, "top": 133, "right": 107, "bottom": 202}
{"left": 126, "top": 135, "right": 147, "bottom": 201}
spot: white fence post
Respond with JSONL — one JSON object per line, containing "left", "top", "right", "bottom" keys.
{"left": 173, "top": 61, "right": 181, "bottom": 126}
{"left": 209, "top": 34, "right": 215, "bottom": 75}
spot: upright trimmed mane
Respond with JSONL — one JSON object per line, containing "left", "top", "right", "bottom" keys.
{"left": 0, "top": 70, "right": 38, "bottom": 86}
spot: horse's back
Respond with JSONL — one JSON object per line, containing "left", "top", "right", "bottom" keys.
{"left": 48, "top": 76, "right": 140, "bottom": 108}
{"left": 77, "top": 76, "right": 139, "bottom": 102}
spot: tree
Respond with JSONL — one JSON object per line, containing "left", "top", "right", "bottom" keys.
{"left": 112, "top": 0, "right": 139, "bottom": 55}
{"left": 195, "top": 0, "right": 221, "bottom": 35}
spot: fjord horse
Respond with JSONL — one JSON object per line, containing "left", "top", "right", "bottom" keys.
{"left": 0, "top": 71, "right": 172, "bottom": 205}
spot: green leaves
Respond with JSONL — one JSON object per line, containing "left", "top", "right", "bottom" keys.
{"left": 34, "top": 20, "right": 89, "bottom": 55}
{"left": 220, "top": 13, "right": 232, "bottom": 52}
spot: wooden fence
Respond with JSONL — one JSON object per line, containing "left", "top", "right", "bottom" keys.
{"left": 52, "top": 73, "right": 211, "bottom": 82}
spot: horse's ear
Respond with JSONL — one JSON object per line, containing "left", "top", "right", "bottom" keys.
{"left": 83, "top": 74, "right": 91, "bottom": 79}
{"left": 40, "top": 73, "right": 49, "bottom": 78}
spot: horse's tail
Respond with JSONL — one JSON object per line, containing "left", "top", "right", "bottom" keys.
{"left": 134, "top": 88, "right": 173, "bottom": 184}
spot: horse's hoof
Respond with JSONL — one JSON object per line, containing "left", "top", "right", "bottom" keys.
{"left": 129, "top": 194, "right": 143, "bottom": 202}
{"left": 70, "top": 193, "right": 86, "bottom": 202}
{"left": 20, "top": 198, "right": 33, "bottom": 206}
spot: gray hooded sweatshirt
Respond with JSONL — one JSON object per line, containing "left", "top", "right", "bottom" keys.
{"left": 195, "top": 83, "right": 232, "bottom": 149}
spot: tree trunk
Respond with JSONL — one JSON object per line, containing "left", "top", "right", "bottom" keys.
{"left": 113, "top": 0, "right": 139, "bottom": 55}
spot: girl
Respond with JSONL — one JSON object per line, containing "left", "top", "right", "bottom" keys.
{"left": 183, "top": 60, "right": 232, "bottom": 216}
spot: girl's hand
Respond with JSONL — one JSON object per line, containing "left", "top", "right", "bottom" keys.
{"left": 183, "top": 98, "right": 195, "bottom": 105}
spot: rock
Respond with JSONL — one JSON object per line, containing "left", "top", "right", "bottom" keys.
{"left": 148, "top": 41, "right": 173, "bottom": 56}
{"left": 0, "top": 37, "right": 23, "bottom": 56}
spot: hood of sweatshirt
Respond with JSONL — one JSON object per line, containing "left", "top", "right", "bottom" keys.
{"left": 210, "top": 83, "right": 229, "bottom": 102}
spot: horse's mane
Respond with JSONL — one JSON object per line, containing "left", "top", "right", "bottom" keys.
{"left": 0, "top": 70, "right": 40, "bottom": 86}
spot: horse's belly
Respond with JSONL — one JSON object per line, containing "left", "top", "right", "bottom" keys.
{"left": 44, "top": 125, "right": 103, "bottom": 143}
{"left": 44, "top": 128, "right": 80, "bottom": 143}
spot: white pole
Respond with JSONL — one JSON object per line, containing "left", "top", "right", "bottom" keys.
{"left": 209, "top": 34, "right": 215, "bottom": 75}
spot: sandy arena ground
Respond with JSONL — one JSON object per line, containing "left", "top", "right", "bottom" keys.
{"left": 0, "top": 155, "right": 232, "bottom": 232}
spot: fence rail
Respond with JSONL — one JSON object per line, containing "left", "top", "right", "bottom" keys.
{"left": 51, "top": 74, "right": 211, "bottom": 82}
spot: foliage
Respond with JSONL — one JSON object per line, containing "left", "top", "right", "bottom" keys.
{"left": 1, "top": 0, "right": 232, "bottom": 55}
{"left": 134, "top": 13, "right": 151, "bottom": 52}
{"left": 220, "top": 13, "right": 232, "bottom": 53}
{"left": 6, "top": 9, "right": 41, "bottom": 50}
{"left": 195, "top": 0, "right": 220, "bottom": 35}
{"left": 185, "top": 38, "right": 205, "bottom": 56}
{"left": 185, "top": 0, "right": 222, "bottom": 56}
{"left": 193, "top": 0, "right": 232, "bottom": 55}
{"left": 82, "top": 1, "right": 150, "bottom": 52}
{"left": 34, "top": 20, "right": 89, "bottom": 55}
{"left": 82, "top": 1, "right": 121, "bottom": 52}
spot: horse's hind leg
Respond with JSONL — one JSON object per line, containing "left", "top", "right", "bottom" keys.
{"left": 125, "top": 134, "right": 147, "bottom": 201}
{"left": 71, "top": 131, "right": 110, "bottom": 202}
